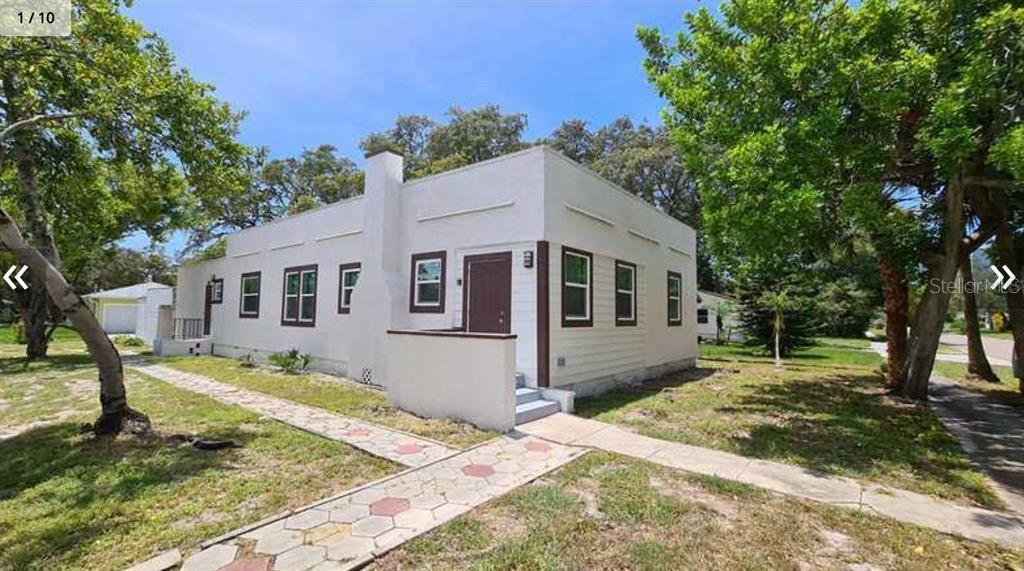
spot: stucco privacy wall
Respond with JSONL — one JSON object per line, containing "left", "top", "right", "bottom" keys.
{"left": 542, "top": 149, "right": 698, "bottom": 393}
{"left": 137, "top": 286, "right": 173, "bottom": 345}
{"left": 385, "top": 331, "right": 517, "bottom": 431}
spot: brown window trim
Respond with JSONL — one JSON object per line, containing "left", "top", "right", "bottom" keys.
{"left": 615, "top": 260, "right": 637, "bottom": 327}
{"left": 667, "top": 270, "right": 682, "bottom": 327}
{"left": 338, "top": 262, "right": 361, "bottom": 314}
{"left": 239, "top": 271, "right": 261, "bottom": 319}
{"left": 561, "top": 245, "right": 593, "bottom": 328}
{"left": 409, "top": 251, "right": 446, "bottom": 314}
{"left": 281, "top": 264, "right": 318, "bottom": 327}
{"left": 210, "top": 278, "right": 224, "bottom": 304}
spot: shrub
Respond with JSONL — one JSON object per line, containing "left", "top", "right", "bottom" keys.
{"left": 114, "top": 335, "right": 146, "bottom": 348}
{"left": 268, "top": 348, "right": 311, "bottom": 374}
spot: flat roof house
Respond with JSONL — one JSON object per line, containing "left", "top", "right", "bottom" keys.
{"left": 171, "top": 146, "right": 697, "bottom": 429}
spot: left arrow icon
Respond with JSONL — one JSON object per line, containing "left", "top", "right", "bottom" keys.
{"left": 4, "top": 265, "right": 29, "bottom": 290}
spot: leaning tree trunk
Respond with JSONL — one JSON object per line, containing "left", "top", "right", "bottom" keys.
{"left": 8, "top": 91, "right": 60, "bottom": 359}
{"left": 879, "top": 255, "right": 909, "bottom": 389}
{"left": 898, "top": 174, "right": 966, "bottom": 400}
{"left": 993, "top": 221, "right": 1024, "bottom": 393}
{"left": 0, "top": 206, "right": 146, "bottom": 434}
{"left": 961, "top": 257, "right": 999, "bottom": 382}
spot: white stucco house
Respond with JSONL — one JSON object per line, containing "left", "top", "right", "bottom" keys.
{"left": 85, "top": 282, "right": 173, "bottom": 345}
{"left": 168, "top": 146, "right": 698, "bottom": 430}
{"left": 696, "top": 290, "right": 741, "bottom": 342}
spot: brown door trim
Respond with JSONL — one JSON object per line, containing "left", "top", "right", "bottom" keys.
{"left": 203, "top": 282, "right": 213, "bottom": 336}
{"left": 462, "top": 251, "right": 512, "bottom": 334}
{"left": 536, "top": 241, "right": 550, "bottom": 388}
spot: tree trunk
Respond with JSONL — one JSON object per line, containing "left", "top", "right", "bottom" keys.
{"left": 7, "top": 77, "right": 61, "bottom": 360}
{"left": 898, "top": 174, "right": 966, "bottom": 400}
{"left": 774, "top": 312, "right": 783, "bottom": 369}
{"left": 993, "top": 221, "right": 1024, "bottom": 392}
{"left": 0, "top": 206, "right": 147, "bottom": 434}
{"left": 879, "top": 255, "right": 909, "bottom": 389}
{"left": 961, "top": 257, "right": 999, "bottom": 382}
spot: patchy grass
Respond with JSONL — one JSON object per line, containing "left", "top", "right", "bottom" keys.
{"left": 0, "top": 370, "right": 397, "bottom": 571}
{"left": 374, "top": 452, "right": 1024, "bottom": 570}
{"left": 982, "top": 331, "right": 1014, "bottom": 340}
{"left": 933, "top": 361, "right": 1021, "bottom": 408}
{"left": 575, "top": 340, "right": 999, "bottom": 509}
{"left": 159, "top": 356, "right": 493, "bottom": 449}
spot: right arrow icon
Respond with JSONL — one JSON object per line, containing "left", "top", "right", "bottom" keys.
{"left": 991, "top": 265, "right": 1017, "bottom": 291}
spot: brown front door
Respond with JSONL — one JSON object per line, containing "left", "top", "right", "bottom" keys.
{"left": 463, "top": 252, "right": 512, "bottom": 334}
{"left": 203, "top": 283, "right": 213, "bottom": 336}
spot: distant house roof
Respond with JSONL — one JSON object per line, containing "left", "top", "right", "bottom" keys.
{"left": 697, "top": 289, "right": 738, "bottom": 304}
{"left": 84, "top": 282, "right": 172, "bottom": 300}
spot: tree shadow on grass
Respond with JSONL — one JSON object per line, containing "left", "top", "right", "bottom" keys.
{"left": 0, "top": 353, "right": 95, "bottom": 376}
{"left": 574, "top": 368, "right": 719, "bottom": 419}
{"left": 727, "top": 372, "right": 993, "bottom": 505}
{"left": 0, "top": 422, "right": 259, "bottom": 569}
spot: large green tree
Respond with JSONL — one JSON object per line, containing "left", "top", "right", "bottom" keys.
{"left": 641, "top": 0, "right": 1023, "bottom": 399}
{"left": 0, "top": 0, "right": 248, "bottom": 432}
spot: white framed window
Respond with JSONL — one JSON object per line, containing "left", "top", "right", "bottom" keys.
{"left": 410, "top": 251, "right": 446, "bottom": 313}
{"left": 697, "top": 308, "right": 709, "bottom": 324}
{"left": 283, "top": 265, "right": 317, "bottom": 326}
{"left": 239, "top": 272, "right": 260, "bottom": 318}
{"left": 209, "top": 278, "right": 224, "bottom": 304}
{"left": 667, "top": 271, "right": 682, "bottom": 326}
{"left": 562, "top": 247, "right": 592, "bottom": 326}
{"left": 338, "top": 263, "right": 360, "bottom": 314}
{"left": 615, "top": 260, "right": 636, "bottom": 325}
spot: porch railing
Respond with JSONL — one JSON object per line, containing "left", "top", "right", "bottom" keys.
{"left": 173, "top": 317, "right": 205, "bottom": 340}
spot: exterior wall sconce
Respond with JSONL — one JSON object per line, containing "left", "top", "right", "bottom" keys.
{"left": 523, "top": 250, "right": 534, "bottom": 268}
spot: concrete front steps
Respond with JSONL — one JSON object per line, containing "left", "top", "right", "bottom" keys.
{"left": 515, "top": 387, "right": 560, "bottom": 425}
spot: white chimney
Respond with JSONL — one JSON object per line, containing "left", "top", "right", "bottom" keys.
{"left": 348, "top": 150, "right": 404, "bottom": 388}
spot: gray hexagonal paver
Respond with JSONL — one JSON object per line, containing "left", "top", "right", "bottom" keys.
{"left": 179, "top": 544, "right": 237, "bottom": 571}
{"left": 409, "top": 493, "right": 445, "bottom": 510}
{"left": 254, "top": 528, "right": 303, "bottom": 555}
{"left": 274, "top": 544, "right": 326, "bottom": 571}
{"left": 351, "top": 515, "right": 394, "bottom": 538}
{"left": 325, "top": 536, "right": 376, "bottom": 561}
{"left": 350, "top": 488, "right": 385, "bottom": 505}
{"left": 394, "top": 508, "right": 435, "bottom": 529}
{"left": 330, "top": 504, "right": 369, "bottom": 523}
{"left": 285, "top": 509, "right": 329, "bottom": 531}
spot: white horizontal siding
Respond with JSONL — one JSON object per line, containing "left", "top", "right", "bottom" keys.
{"left": 549, "top": 246, "right": 648, "bottom": 387}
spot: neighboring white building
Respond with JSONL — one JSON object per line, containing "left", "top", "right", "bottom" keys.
{"left": 170, "top": 146, "right": 698, "bottom": 428}
{"left": 85, "top": 282, "right": 173, "bottom": 345}
{"left": 696, "top": 289, "right": 741, "bottom": 342}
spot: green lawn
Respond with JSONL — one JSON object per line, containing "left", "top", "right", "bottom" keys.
{"left": 160, "top": 356, "right": 493, "bottom": 449}
{"left": 374, "top": 452, "right": 1023, "bottom": 570}
{"left": 932, "top": 360, "right": 1021, "bottom": 407}
{"left": 575, "top": 339, "right": 1000, "bottom": 508}
{"left": 0, "top": 370, "right": 397, "bottom": 571}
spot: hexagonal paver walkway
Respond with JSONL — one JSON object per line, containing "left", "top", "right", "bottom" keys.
{"left": 177, "top": 434, "right": 583, "bottom": 570}
{"left": 133, "top": 364, "right": 455, "bottom": 467}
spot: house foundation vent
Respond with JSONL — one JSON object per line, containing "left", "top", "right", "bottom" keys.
{"left": 360, "top": 367, "right": 374, "bottom": 386}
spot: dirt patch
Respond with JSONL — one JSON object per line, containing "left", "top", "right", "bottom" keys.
{"left": 649, "top": 475, "right": 739, "bottom": 521}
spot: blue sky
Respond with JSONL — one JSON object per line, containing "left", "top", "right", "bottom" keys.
{"left": 123, "top": 0, "right": 705, "bottom": 253}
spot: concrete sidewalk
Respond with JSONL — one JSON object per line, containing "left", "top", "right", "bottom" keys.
{"left": 930, "top": 378, "right": 1024, "bottom": 515}
{"left": 869, "top": 341, "right": 1012, "bottom": 367}
{"left": 520, "top": 413, "right": 1024, "bottom": 549}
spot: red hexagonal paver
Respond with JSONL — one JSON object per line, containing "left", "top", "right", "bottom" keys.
{"left": 461, "top": 463, "right": 495, "bottom": 478}
{"left": 343, "top": 428, "right": 371, "bottom": 438}
{"left": 218, "top": 557, "right": 272, "bottom": 571}
{"left": 370, "top": 497, "right": 411, "bottom": 516}
{"left": 394, "top": 443, "right": 425, "bottom": 455}
{"left": 525, "top": 442, "right": 551, "bottom": 453}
